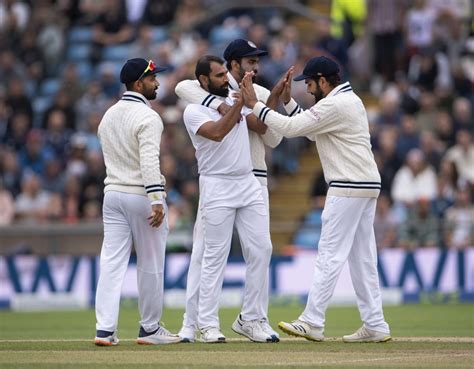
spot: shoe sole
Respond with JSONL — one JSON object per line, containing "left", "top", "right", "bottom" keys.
{"left": 343, "top": 335, "right": 392, "bottom": 343}
{"left": 278, "top": 322, "right": 323, "bottom": 342}
{"left": 94, "top": 339, "right": 118, "bottom": 346}
{"left": 180, "top": 337, "right": 195, "bottom": 343}
{"left": 199, "top": 338, "right": 226, "bottom": 343}
{"left": 231, "top": 325, "right": 276, "bottom": 343}
{"left": 136, "top": 339, "right": 181, "bottom": 345}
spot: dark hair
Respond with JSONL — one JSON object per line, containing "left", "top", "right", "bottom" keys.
{"left": 226, "top": 57, "right": 241, "bottom": 71}
{"left": 195, "top": 55, "right": 225, "bottom": 82}
{"left": 125, "top": 81, "right": 134, "bottom": 91}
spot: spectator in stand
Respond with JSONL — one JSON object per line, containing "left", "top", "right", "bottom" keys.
{"left": 18, "top": 29, "right": 45, "bottom": 86}
{"left": 376, "top": 87, "right": 402, "bottom": 127}
{"left": 398, "top": 198, "right": 441, "bottom": 250}
{"left": 374, "top": 127, "right": 403, "bottom": 194}
{"left": 42, "top": 158, "right": 66, "bottom": 194}
{"left": 0, "top": 0, "right": 31, "bottom": 49}
{"left": 129, "top": 24, "right": 157, "bottom": 60}
{"left": 90, "top": 0, "right": 133, "bottom": 65}
{"left": 313, "top": 18, "right": 348, "bottom": 76}
{"left": 44, "top": 109, "right": 72, "bottom": 161}
{"left": 391, "top": 148, "right": 437, "bottom": 206}
{"left": 434, "top": 109, "right": 456, "bottom": 149}
{"left": 0, "top": 147, "right": 21, "bottom": 197}
{"left": 452, "top": 97, "right": 473, "bottom": 131}
{"left": 14, "top": 171, "right": 52, "bottom": 224}
{"left": 432, "top": 158, "right": 459, "bottom": 217}
{"left": 65, "top": 133, "right": 88, "bottom": 179}
{"left": 42, "top": 89, "right": 76, "bottom": 130}
{"left": 0, "top": 177, "right": 15, "bottom": 225}
{"left": 3, "top": 112, "right": 30, "bottom": 151}
{"left": 82, "top": 112, "right": 102, "bottom": 154}
{"left": 405, "top": 0, "right": 437, "bottom": 56}
{"left": 396, "top": 114, "right": 420, "bottom": 159}
{"left": 98, "top": 63, "right": 122, "bottom": 99}
{"left": 17, "top": 129, "right": 55, "bottom": 176}
{"left": 420, "top": 131, "right": 443, "bottom": 171}
{"left": 366, "top": 0, "right": 405, "bottom": 84}
{"left": 444, "top": 185, "right": 474, "bottom": 249}
{"left": 60, "top": 63, "right": 86, "bottom": 102}
{"left": 5, "top": 78, "right": 32, "bottom": 122}
{"left": 62, "top": 175, "right": 81, "bottom": 223}
{"left": 374, "top": 192, "right": 398, "bottom": 249}
{"left": 444, "top": 129, "right": 474, "bottom": 185}
{"left": 415, "top": 92, "right": 439, "bottom": 133}
{"left": 75, "top": 81, "right": 110, "bottom": 131}
{"left": 141, "top": 0, "right": 177, "bottom": 26}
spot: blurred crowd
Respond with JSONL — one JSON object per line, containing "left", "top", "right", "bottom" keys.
{"left": 0, "top": 0, "right": 473, "bottom": 250}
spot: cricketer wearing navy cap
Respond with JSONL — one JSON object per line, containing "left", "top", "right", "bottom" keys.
{"left": 223, "top": 39, "right": 268, "bottom": 83}
{"left": 120, "top": 58, "right": 167, "bottom": 83}
{"left": 293, "top": 56, "right": 340, "bottom": 81}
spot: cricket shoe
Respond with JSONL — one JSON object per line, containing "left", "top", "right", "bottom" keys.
{"left": 232, "top": 314, "right": 276, "bottom": 343}
{"left": 278, "top": 320, "right": 324, "bottom": 342}
{"left": 342, "top": 326, "right": 391, "bottom": 343}
{"left": 94, "top": 330, "right": 119, "bottom": 346}
{"left": 200, "top": 327, "right": 226, "bottom": 343}
{"left": 178, "top": 325, "right": 197, "bottom": 343}
{"left": 260, "top": 318, "right": 280, "bottom": 342}
{"left": 136, "top": 325, "right": 181, "bottom": 345}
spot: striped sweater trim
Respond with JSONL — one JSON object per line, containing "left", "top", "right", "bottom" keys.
{"left": 202, "top": 94, "right": 216, "bottom": 107}
{"left": 289, "top": 105, "right": 302, "bottom": 116}
{"left": 122, "top": 94, "right": 147, "bottom": 104}
{"left": 252, "top": 169, "right": 267, "bottom": 178}
{"left": 329, "top": 180, "right": 381, "bottom": 190}
{"left": 145, "top": 184, "right": 165, "bottom": 193}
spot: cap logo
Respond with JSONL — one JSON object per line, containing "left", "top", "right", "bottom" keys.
{"left": 247, "top": 41, "right": 257, "bottom": 48}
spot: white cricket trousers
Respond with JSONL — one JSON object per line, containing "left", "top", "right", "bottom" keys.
{"left": 300, "top": 196, "right": 390, "bottom": 334}
{"left": 95, "top": 191, "right": 168, "bottom": 333}
{"left": 182, "top": 185, "right": 271, "bottom": 330}
{"left": 197, "top": 174, "right": 272, "bottom": 330}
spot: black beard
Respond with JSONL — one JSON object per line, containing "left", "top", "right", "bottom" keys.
{"left": 313, "top": 87, "right": 324, "bottom": 103}
{"left": 209, "top": 83, "right": 229, "bottom": 98}
{"left": 143, "top": 88, "right": 157, "bottom": 100}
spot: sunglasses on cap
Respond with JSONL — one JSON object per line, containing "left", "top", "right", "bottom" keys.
{"left": 138, "top": 60, "right": 156, "bottom": 80}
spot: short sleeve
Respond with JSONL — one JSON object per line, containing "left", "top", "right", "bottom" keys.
{"left": 183, "top": 105, "right": 213, "bottom": 135}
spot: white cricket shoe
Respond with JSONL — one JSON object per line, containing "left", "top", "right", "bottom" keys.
{"left": 136, "top": 325, "right": 181, "bottom": 345}
{"left": 278, "top": 320, "right": 324, "bottom": 342}
{"left": 232, "top": 314, "right": 276, "bottom": 343}
{"left": 200, "top": 327, "right": 226, "bottom": 343}
{"left": 342, "top": 326, "right": 391, "bottom": 343}
{"left": 94, "top": 331, "right": 119, "bottom": 346}
{"left": 178, "top": 325, "right": 197, "bottom": 343}
{"left": 260, "top": 318, "right": 280, "bottom": 342}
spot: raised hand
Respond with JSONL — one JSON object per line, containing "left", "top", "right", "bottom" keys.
{"left": 281, "top": 67, "right": 294, "bottom": 104}
{"left": 271, "top": 66, "right": 295, "bottom": 97}
{"left": 240, "top": 72, "right": 258, "bottom": 108}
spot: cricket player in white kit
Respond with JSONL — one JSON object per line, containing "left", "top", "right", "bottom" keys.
{"left": 182, "top": 55, "right": 275, "bottom": 343}
{"left": 176, "top": 40, "right": 299, "bottom": 343}
{"left": 94, "top": 58, "right": 180, "bottom": 346}
{"left": 241, "top": 56, "right": 392, "bottom": 343}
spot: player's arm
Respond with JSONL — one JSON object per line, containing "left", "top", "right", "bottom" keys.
{"left": 241, "top": 73, "right": 340, "bottom": 138}
{"left": 136, "top": 113, "right": 166, "bottom": 227}
{"left": 196, "top": 93, "right": 244, "bottom": 142}
{"left": 246, "top": 113, "right": 267, "bottom": 134}
{"left": 175, "top": 79, "right": 229, "bottom": 114}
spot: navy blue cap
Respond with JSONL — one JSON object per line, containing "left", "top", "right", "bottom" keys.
{"left": 119, "top": 58, "right": 167, "bottom": 84}
{"left": 223, "top": 39, "right": 268, "bottom": 61}
{"left": 293, "top": 56, "right": 340, "bottom": 81}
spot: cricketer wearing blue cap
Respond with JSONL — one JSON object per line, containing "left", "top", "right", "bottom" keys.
{"left": 240, "top": 55, "right": 392, "bottom": 343}
{"left": 94, "top": 58, "right": 181, "bottom": 346}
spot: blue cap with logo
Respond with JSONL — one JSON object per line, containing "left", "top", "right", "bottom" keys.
{"left": 120, "top": 58, "right": 167, "bottom": 84}
{"left": 293, "top": 56, "right": 340, "bottom": 81}
{"left": 223, "top": 39, "right": 268, "bottom": 61}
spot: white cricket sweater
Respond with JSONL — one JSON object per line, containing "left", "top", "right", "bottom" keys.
{"left": 98, "top": 91, "right": 166, "bottom": 204}
{"left": 253, "top": 82, "right": 381, "bottom": 198}
{"left": 175, "top": 73, "right": 293, "bottom": 185}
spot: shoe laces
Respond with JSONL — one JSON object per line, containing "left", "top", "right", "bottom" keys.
{"left": 156, "top": 325, "right": 174, "bottom": 336}
{"left": 355, "top": 326, "right": 370, "bottom": 337}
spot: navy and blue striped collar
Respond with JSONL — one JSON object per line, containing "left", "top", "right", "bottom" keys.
{"left": 328, "top": 82, "right": 352, "bottom": 97}
{"left": 121, "top": 91, "right": 151, "bottom": 107}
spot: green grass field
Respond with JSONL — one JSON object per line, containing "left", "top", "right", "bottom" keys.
{"left": 1, "top": 304, "right": 473, "bottom": 368}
